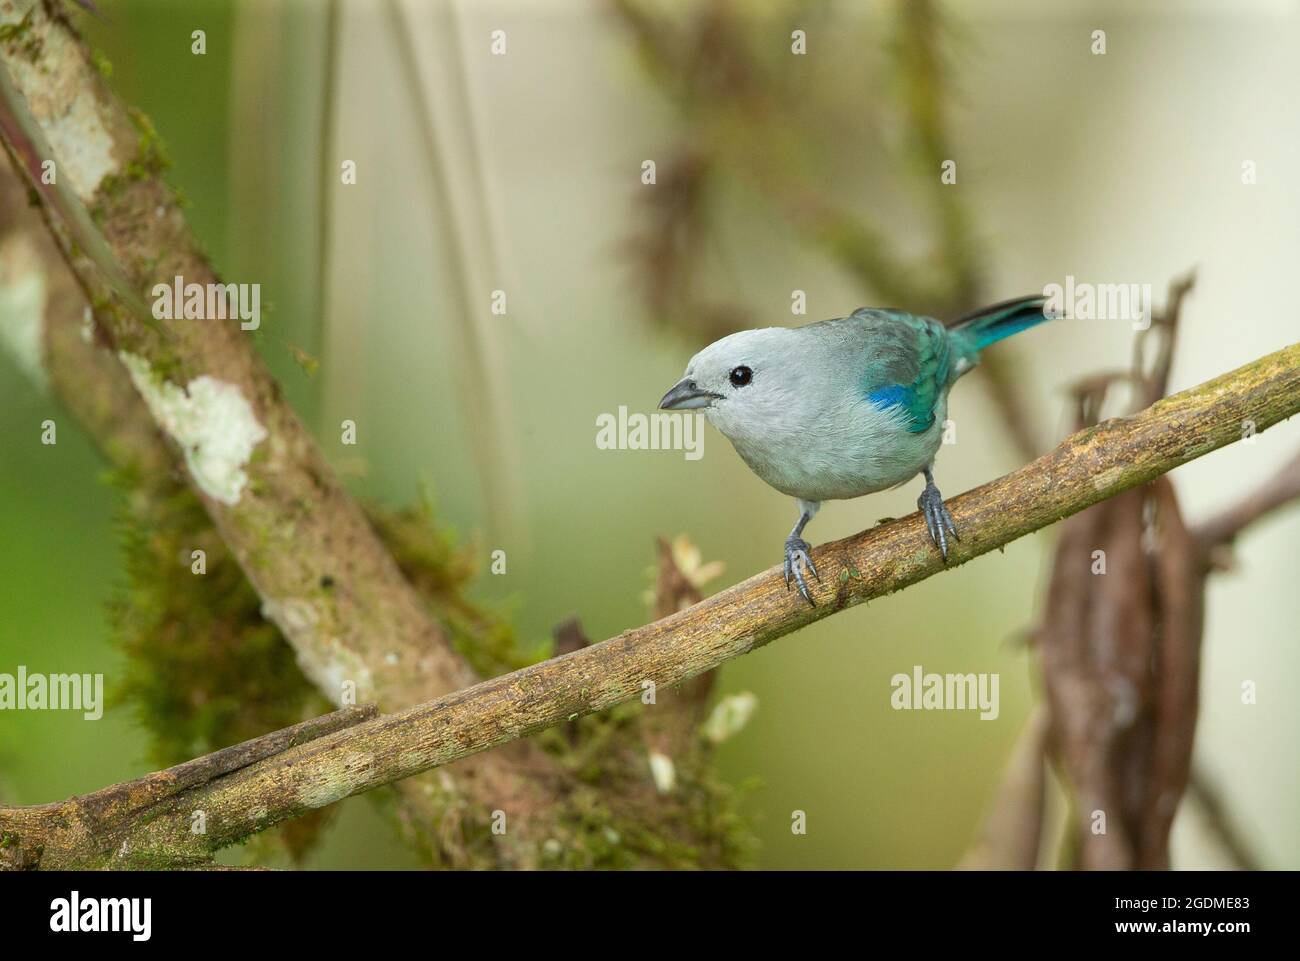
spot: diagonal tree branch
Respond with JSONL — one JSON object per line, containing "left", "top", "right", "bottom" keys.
{"left": 2, "top": 0, "right": 756, "bottom": 869}
{"left": 0, "top": 0, "right": 475, "bottom": 714}
{"left": 0, "top": 706, "right": 377, "bottom": 870}
{"left": 0, "top": 164, "right": 173, "bottom": 482}
{"left": 5, "top": 339, "right": 1297, "bottom": 868}
{"left": 0, "top": 0, "right": 570, "bottom": 866}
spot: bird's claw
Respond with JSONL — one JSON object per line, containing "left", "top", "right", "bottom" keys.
{"left": 918, "top": 482, "right": 960, "bottom": 562}
{"left": 783, "top": 536, "right": 820, "bottom": 606}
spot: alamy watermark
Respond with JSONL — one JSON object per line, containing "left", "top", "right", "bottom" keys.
{"left": 890, "top": 664, "right": 999, "bottom": 720}
{"left": 0, "top": 666, "right": 103, "bottom": 720}
{"left": 50, "top": 892, "right": 151, "bottom": 941}
{"left": 151, "top": 275, "right": 261, "bottom": 330}
{"left": 595, "top": 406, "right": 704, "bottom": 460}
{"left": 1043, "top": 275, "right": 1153, "bottom": 330}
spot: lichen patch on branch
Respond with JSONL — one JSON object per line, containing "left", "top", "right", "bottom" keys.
{"left": 0, "top": 8, "right": 117, "bottom": 202}
{"left": 268, "top": 604, "right": 376, "bottom": 707}
{"left": 117, "top": 351, "right": 267, "bottom": 505}
{"left": 0, "top": 234, "right": 46, "bottom": 388}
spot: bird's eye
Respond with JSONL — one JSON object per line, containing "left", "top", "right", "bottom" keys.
{"left": 729, "top": 365, "right": 753, "bottom": 388}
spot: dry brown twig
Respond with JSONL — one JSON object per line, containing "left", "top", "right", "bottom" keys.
{"left": 1023, "top": 276, "right": 1290, "bottom": 870}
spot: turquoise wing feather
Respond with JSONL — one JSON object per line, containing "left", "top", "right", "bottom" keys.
{"left": 852, "top": 309, "right": 951, "bottom": 434}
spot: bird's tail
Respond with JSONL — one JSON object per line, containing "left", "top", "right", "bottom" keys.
{"left": 949, "top": 295, "right": 1051, "bottom": 355}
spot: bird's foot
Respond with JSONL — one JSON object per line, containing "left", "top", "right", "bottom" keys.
{"left": 783, "top": 535, "right": 820, "bottom": 606}
{"left": 918, "top": 480, "right": 960, "bottom": 561}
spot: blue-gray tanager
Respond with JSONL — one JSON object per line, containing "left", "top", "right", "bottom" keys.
{"left": 659, "top": 296, "right": 1052, "bottom": 604}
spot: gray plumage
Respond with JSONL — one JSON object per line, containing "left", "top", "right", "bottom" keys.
{"left": 659, "top": 297, "right": 1051, "bottom": 604}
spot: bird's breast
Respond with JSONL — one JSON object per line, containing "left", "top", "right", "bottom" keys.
{"left": 719, "top": 398, "right": 945, "bottom": 502}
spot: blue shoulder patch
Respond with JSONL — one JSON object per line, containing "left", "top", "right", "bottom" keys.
{"left": 866, "top": 382, "right": 935, "bottom": 432}
{"left": 866, "top": 384, "right": 912, "bottom": 410}
{"left": 854, "top": 309, "right": 949, "bottom": 433}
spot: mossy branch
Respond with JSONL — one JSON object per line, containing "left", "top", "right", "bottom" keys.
{"left": 0, "top": 0, "right": 566, "bottom": 866}
{"left": 5, "top": 341, "right": 1296, "bottom": 868}
{"left": 0, "top": 0, "right": 747, "bottom": 868}
{"left": 0, "top": 0, "right": 477, "bottom": 719}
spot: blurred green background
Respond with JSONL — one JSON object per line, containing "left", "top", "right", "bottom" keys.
{"left": 1, "top": 0, "right": 1297, "bottom": 869}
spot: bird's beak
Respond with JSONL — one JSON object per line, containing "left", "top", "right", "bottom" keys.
{"left": 658, "top": 378, "right": 721, "bottom": 411}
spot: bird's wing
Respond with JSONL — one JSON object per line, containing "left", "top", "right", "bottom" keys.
{"left": 849, "top": 309, "right": 952, "bottom": 433}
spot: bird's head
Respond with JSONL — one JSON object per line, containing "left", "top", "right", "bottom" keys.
{"left": 658, "top": 327, "right": 804, "bottom": 441}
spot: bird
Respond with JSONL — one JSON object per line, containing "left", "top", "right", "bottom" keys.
{"left": 658, "top": 295, "right": 1053, "bottom": 605}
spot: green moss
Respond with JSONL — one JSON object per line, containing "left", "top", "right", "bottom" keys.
{"left": 108, "top": 480, "right": 757, "bottom": 869}
{"left": 109, "top": 476, "right": 333, "bottom": 866}
{"left": 91, "top": 48, "right": 113, "bottom": 79}
{"left": 370, "top": 773, "right": 498, "bottom": 868}
{"left": 534, "top": 704, "right": 758, "bottom": 869}
{"left": 368, "top": 497, "right": 541, "bottom": 677}
{"left": 354, "top": 499, "right": 759, "bottom": 869}
{"left": 125, "top": 106, "right": 171, "bottom": 177}
{"left": 539, "top": 767, "right": 757, "bottom": 870}
{"left": 91, "top": 107, "right": 173, "bottom": 214}
{"left": 94, "top": 172, "right": 128, "bottom": 203}
{"left": 0, "top": 7, "right": 34, "bottom": 43}
{"left": 0, "top": 6, "right": 39, "bottom": 60}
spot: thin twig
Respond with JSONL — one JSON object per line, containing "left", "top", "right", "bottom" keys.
{"left": 1192, "top": 447, "right": 1300, "bottom": 554}
{"left": 1187, "top": 766, "right": 1264, "bottom": 870}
